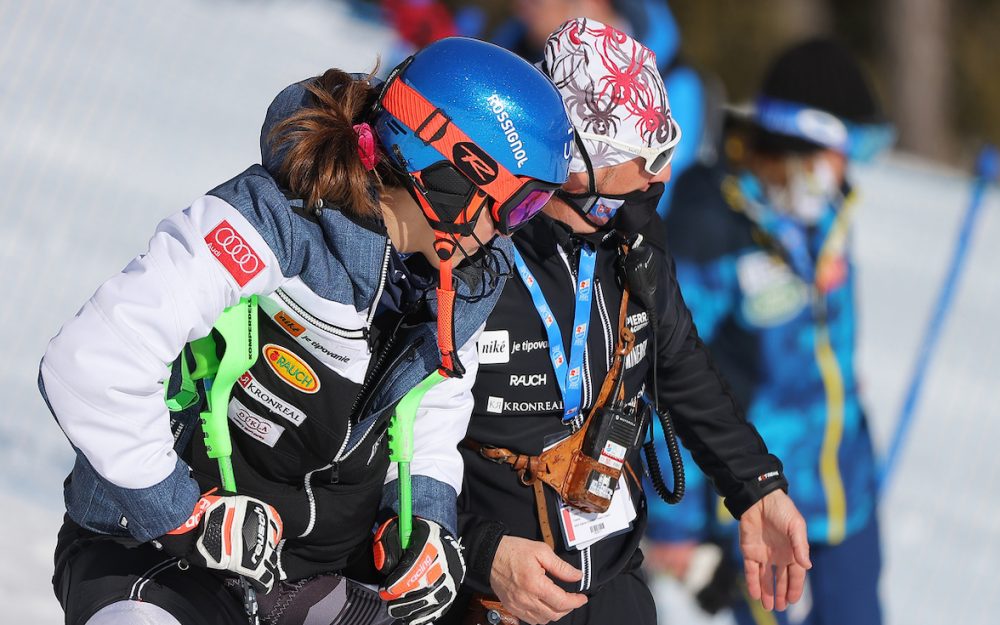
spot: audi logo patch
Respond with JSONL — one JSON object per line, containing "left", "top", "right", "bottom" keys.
{"left": 205, "top": 220, "right": 265, "bottom": 286}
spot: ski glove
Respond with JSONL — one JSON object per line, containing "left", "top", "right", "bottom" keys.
{"left": 157, "top": 489, "right": 283, "bottom": 593}
{"left": 374, "top": 516, "right": 466, "bottom": 625}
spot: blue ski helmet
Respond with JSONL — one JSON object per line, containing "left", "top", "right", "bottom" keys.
{"left": 374, "top": 37, "right": 573, "bottom": 235}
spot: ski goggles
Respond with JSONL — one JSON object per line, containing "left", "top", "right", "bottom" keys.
{"left": 754, "top": 97, "right": 897, "bottom": 163}
{"left": 377, "top": 61, "right": 560, "bottom": 235}
{"left": 576, "top": 116, "right": 682, "bottom": 176}
{"left": 409, "top": 161, "right": 558, "bottom": 235}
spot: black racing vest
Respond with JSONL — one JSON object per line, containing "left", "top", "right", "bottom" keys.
{"left": 462, "top": 215, "right": 655, "bottom": 591}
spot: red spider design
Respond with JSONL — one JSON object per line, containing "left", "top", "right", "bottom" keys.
{"left": 595, "top": 39, "right": 652, "bottom": 111}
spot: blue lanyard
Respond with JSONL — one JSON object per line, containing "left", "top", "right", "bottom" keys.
{"left": 512, "top": 243, "right": 597, "bottom": 423}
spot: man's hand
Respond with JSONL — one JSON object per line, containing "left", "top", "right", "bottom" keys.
{"left": 374, "top": 516, "right": 465, "bottom": 625}
{"left": 157, "top": 489, "right": 283, "bottom": 593}
{"left": 490, "top": 536, "right": 588, "bottom": 625}
{"left": 738, "top": 490, "right": 811, "bottom": 612}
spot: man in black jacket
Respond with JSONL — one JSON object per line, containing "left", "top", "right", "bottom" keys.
{"left": 442, "top": 19, "right": 811, "bottom": 625}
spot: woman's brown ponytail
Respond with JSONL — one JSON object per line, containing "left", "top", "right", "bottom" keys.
{"left": 267, "top": 67, "right": 388, "bottom": 217}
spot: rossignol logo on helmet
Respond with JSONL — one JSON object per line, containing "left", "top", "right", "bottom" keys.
{"left": 453, "top": 142, "right": 498, "bottom": 185}
{"left": 487, "top": 93, "right": 529, "bottom": 168}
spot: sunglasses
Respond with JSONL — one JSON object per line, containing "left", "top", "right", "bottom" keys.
{"left": 376, "top": 57, "right": 560, "bottom": 236}
{"left": 576, "top": 117, "right": 682, "bottom": 176}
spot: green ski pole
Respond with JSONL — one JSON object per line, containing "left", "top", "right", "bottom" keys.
{"left": 388, "top": 370, "right": 445, "bottom": 548}
{"left": 200, "top": 295, "right": 259, "bottom": 492}
{"left": 197, "top": 296, "right": 261, "bottom": 624}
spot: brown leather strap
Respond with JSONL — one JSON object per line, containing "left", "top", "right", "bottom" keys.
{"left": 464, "top": 593, "right": 518, "bottom": 625}
{"left": 590, "top": 285, "right": 634, "bottom": 411}
{"left": 624, "top": 460, "right": 641, "bottom": 490}
{"left": 461, "top": 438, "right": 544, "bottom": 485}
{"left": 533, "top": 479, "right": 556, "bottom": 550}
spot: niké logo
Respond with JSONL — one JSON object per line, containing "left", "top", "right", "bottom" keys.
{"left": 453, "top": 142, "right": 498, "bottom": 185}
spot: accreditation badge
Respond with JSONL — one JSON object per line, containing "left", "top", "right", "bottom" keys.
{"left": 557, "top": 478, "right": 637, "bottom": 551}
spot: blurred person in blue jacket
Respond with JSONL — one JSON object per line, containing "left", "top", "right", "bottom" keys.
{"left": 493, "top": 0, "right": 724, "bottom": 218}
{"left": 644, "top": 38, "right": 896, "bottom": 625}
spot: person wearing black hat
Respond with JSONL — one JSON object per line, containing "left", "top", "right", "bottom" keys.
{"left": 644, "top": 38, "right": 894, "bottom": 625}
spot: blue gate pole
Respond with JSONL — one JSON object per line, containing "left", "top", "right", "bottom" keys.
{"left": 878, "top": 146, "right": 1000, "bottom": 496}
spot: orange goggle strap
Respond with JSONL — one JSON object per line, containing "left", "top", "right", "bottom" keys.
{"left": 381, "top": 78, "right": 526, "bottom": 217}
{"left": 434, "top": 251, "right": 465, "bottom": 379}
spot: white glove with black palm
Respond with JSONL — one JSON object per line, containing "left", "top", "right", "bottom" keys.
{"left": 158, "top": 488, "right": 283, "bottom": 593}
{"left": 374, "top": 516, "right": 466, "bottom": 625}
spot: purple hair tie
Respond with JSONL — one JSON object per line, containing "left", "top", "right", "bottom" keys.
{"left": 353, "top": 122, "right": 379, "bottom": 171}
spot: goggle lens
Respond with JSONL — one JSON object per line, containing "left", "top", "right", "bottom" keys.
{"left": 505, "top": 188, "right": 555, "bottom": 232}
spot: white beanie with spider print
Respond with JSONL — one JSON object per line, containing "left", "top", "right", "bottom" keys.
{"left": 542, "top": 18, "right": 681, "bottom": 173}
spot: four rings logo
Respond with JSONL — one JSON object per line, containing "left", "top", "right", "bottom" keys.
{"left": 205, "top": 220, "right": 265, "bottom": 287}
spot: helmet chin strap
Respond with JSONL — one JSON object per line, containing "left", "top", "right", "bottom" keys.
{"left": 406, "top": 181, "right": 473, "bottom": 380}
{"left": 432, "top": 236, "right": 466, "bottom": 378}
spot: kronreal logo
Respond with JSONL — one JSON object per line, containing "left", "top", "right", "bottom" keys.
{"left": 274, "top": 311, "right": 305, "bottom": 337}
{"left": 238, "top": 372, "right": 307, "bottom": 426}
{"left": 263, "top": 344, "right": 319, "bottom": 393}
{"left": 504, "top": 400, "right": 563, "bottom": 413}
{"left": 205, "top": 220, "right": 264, "bottom": 287}
{"left": 478, "top": 330, "right": 510, "bottom": 365}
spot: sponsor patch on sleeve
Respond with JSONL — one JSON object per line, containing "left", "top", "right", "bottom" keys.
{"left": 205, "top": 220, "right": 265, "bottom": 287}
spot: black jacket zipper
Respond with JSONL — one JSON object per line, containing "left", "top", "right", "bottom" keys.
{"left": 349, "top": 337, "right": 424, "bottom": 428}
{"left": 274, "top": 288, "right": 368, "bottom": 342}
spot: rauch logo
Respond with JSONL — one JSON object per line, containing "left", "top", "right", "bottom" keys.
{"left": 263, "top": 344, "right": 320, "bottom": 393}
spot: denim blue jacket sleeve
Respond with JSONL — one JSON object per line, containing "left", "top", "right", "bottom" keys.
{"left": 380, "top": 476, "right": 458, "bottom": 537}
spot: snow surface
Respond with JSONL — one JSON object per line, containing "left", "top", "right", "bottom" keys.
{"left": 1, "top": 1, "right": 998, "bottom": 623}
